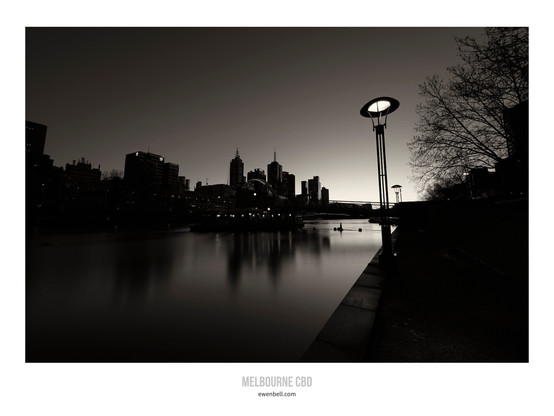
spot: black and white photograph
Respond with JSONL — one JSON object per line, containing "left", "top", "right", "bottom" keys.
{"left": 25, "top": 26, "right": 528, "bottom": 363}
{"left": 3, "top": 2, "right": 552, "bottom": 415}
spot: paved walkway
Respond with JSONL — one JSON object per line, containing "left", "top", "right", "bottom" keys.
{"left": 366, "top": 227, "right": 528, "bottom": 362}
{"left": 301, "top": 253, "right": 386, "bottom": 361}
{"left": 302, "top": 225, "right": 528, "bottom": 362}
{"left": 301, "top": 230, "right": 395, "bottom": 362}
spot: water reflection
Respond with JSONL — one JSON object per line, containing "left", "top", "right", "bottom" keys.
{"left": 112, "top": 235, "right": 175, "bottom": 305}
{"left": 225, "top": 230, "right": 331, "bottom": 291}
{"left": 26, "top": 220, "right": 383, "bottom": 362}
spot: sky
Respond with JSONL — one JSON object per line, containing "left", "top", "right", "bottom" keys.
{"left": 26, "top": 27, "right": 487, "bottom": 202}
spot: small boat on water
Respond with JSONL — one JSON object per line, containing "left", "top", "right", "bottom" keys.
{"left": 190, "top": 209, "right": 304, "bottom": 232}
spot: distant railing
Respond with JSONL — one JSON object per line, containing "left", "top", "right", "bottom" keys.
{"left": 328, "top": 200, "right": 375, "bottom": 204}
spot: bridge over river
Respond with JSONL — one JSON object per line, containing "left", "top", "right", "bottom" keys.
{"left": 296, "top": 200, "right": 397, "bottom": 218}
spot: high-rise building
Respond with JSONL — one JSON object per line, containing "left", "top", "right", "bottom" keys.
{"left": 178, "top": 176, "right": 188, "bottom": 194}
{"left": 25, "top": 120, "right": 54, "bottom": 177}
{"left": 308, "top": 176, "right": 321, "bottom": 203}
{"left": 124, "top": 151, "right": 167, "bottom": 191}
{"left": 321, "top": 187, "right": 329, "bottom": 205}
{"left": 25, "top": 121, "right": 57, "bottom": 205}
{"left": 229, "top": 149, "right": 245, "bottom": 189}
{"left": 301, "top": 181, "right": 308, "bottom": 196}
{"left": 247, "top": 168, "right": 266, "bottom": 181}
{"left": 26, "top": 121, "right": 47, "bottom": 159}
{"left": 282, "top": 171, "right": 296, "bottom": 198}
{"left": 163, "top": 162, "right": 180, "bottom": 191}
{"left": 267, "top": 151, "right": 282, "bottom": 189}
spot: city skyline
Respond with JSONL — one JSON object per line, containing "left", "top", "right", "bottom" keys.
{"left": 26, "top": 27, "right": 488, "bottom": 202}
{"left": 24, "top": 117, "right": 384, "bottom": 202}
{"left": 29, "top": 128, "right": 328, "bottom": 199}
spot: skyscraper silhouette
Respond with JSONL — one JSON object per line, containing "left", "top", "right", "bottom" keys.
{"left": 247, "top": 168, "right": 266, "bottom": 181}
{"left": 308, "top": 176, "right": 321, "bottom": 203}
{"left": 267, "top": 151, "right": 282, "bottom": 190}
{"left": 26, "top": 121, "right": 47, "bottom": 159}
{"left": 124, "top": 151, "right": 166, "bottom": 190}
{"left": 229, "top": 149, "right": 245, "bottom": 189}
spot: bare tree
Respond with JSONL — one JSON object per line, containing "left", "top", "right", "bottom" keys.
{"left": 408, "top": 27, "right": 528, "bottom": 194}
{"left": 102, "top": 169, "right": 124, "bottom": 180}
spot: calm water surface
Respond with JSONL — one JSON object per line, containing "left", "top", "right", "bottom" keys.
{"left": 26, "top": 219, "right": 383, "bottom": 362}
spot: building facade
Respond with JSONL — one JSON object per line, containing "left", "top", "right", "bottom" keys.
{"left": 25, "top": 121, "right": 59, "bottom": 207}
{"left": 124, "top": 151, "right": 179, "bottom": 195}
{"left": 281, "top": 171, "right": 295, "bottom": 199}
{"left": 65, "top": 158, "right": 102, "bottom": 188}
{"left": 163, "top": 162, "right": 180, "bottom": 192}
{"left": 267, "top": 152, "right": 282, "bottom": 190}
{"left": 301, "top": 181, "right": 308, "bottom": 196}
{"left": 247, "top": 168, "right": 266, "bottom": 182}
{"left": 321, "top": 187, "right": 329, "bottom": 205}
{"left": 229, "top": 149, "right": 245, "bottom": 189}
{"left": 26, "top": 121, "right": 47, "bottom": 159}
{"left": 308, "top": 176, "right": 321, "bottom": 203}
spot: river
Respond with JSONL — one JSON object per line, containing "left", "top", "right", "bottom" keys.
{"left": 26, "top": 219, "right": 384, "bottom": 362}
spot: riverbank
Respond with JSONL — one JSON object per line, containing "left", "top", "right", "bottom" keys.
{"left": 301, "top": 236, "right": 391, "bottom": 361}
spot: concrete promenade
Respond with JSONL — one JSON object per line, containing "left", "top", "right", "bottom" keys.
{"left": 301, "top": 243, "right": 389, "bottom": 361}
{"left": 302, "top": 199, "right": 528, "bottom": 362}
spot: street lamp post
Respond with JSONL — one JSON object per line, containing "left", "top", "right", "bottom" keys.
{"left": 360, "top": 97, "right": 400, "bottom": 263}
{"left": 392, "top": 184, "right": 403, "bottom": 203}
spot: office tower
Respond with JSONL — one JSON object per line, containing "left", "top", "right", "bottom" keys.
{"left": 267, "top": 151, "right": 282, "bottom": 189}
{"left": 178, "top": 176, "right": 186, "bottom": 193}
{"left": 124, "top": 151, "right": 166, "bottom": 190}
{"left": 321, "top": 187, "right": 329, "bottom": 205}
{"left": 247, "top": 168, "right": 266, "bottom": 181}
{"left": 163, "top": 162, "right": 180, "bottom": 191}
{"left": 25, "top": 120, "right": 54, "bottom": 175}
{"left": 229, "top": 148, "right": 245, "bottom": 189}
{"left": 308, "top": 176, "right": 321, "bottom": 203}
{"left": 26, "top": 121, "right": 47, "bottom": 159}
{"left": 282, "top": 171, "right": 296, "bottom": 198}
{"left": 301, "top": 181, "right": 308, "bottom": 196}
{"left": 25, "top": 121, "right": 57, "bottom": 205}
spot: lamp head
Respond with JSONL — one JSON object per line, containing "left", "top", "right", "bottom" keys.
{"left": 360, "top": 97, "right": 400, "bottom": 128}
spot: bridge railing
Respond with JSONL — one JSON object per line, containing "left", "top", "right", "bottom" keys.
{"left": 328, "top": 200, "right": 395, "bottom": 209}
